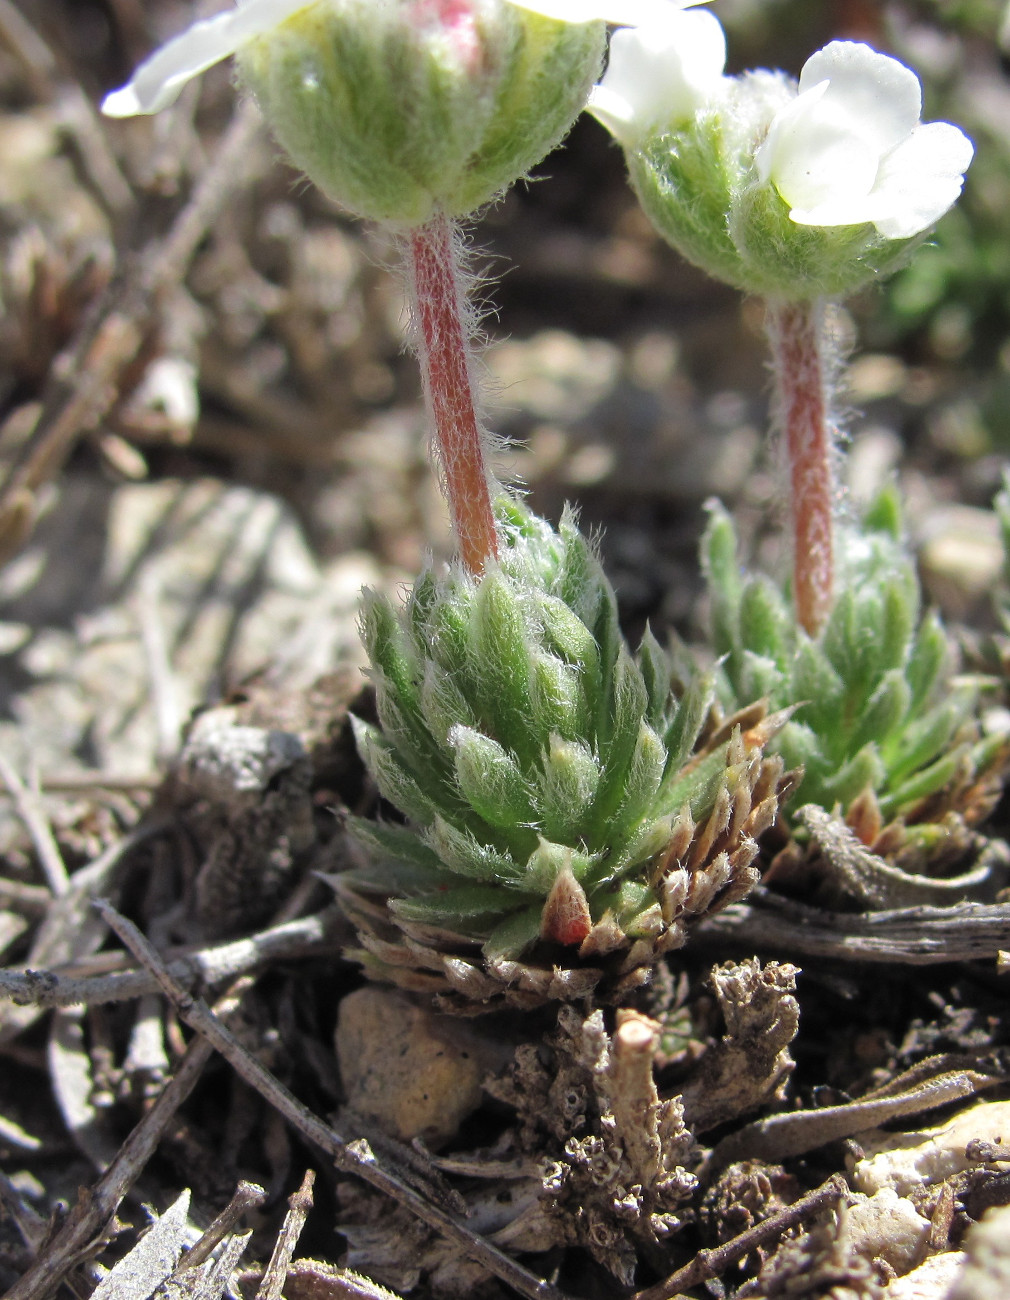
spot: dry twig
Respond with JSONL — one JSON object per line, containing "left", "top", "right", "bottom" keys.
{"left": 695, "top": 885, "right": 1010, "bottom": 964}
{"left": 175, "top": 1181, "right": 267, "bottom": 1275}
{"left": 0, "top": 819, "right": 171, "bottom": 1041}
{"left": 1, "top": 1019, "right": 220, "bottom": 1300}
{"left": 704, "top": 1061, "right": 1001, "bottom": 1177}
{"left": 0, "top": 0, "right": 133, "bottom": 215}
{"left": 0, "top": 878, "right": 51, "bottom": 914}
{"left": 0, "top": 753, "right": 70, "bottom": 896}
{"left": 0, "top": 905, "right": 342, "bottom": 1009}
{"left": 257, "top": 1261, "right": 406, "bottom": 1300}
{"left": 189, "top": 1229, "right": 253, "bottom": 1300}
{"left": 96, "top": 900, "right": 573, "bottom": 1300}
{"left": 256, "top": 1170, "right": 316, "bottom": 1300}
{"left": 631, "top": 1175, "right": 848, "bottom": 1300}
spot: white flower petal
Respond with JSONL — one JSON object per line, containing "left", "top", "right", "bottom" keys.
{"left": 587, "top": 9, "right": 725, "bottom": 146}
{"left": 508, "top": 0, "right": 708, "bottom": 25}
{"left": 869, "top": 121, "right": 974, "bottom": 238}
{"left": 102, "top": 0, "right": 313, "bottom": 117}
{"left": 587, "top": 83, "right": 636, "bottom": 140}
{"left": 755, "top": 79, "right": 825, "bottom": 185}
{"left": 787, "top": 196, "right": 888, "bottom": 229}
{"left": 799, "top": 41, "right": 921, "bottom": 157}
{"left": 757, "top": 80, "right": 879, "bottom": 213}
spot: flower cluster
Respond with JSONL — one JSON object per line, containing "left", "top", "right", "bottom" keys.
{"left": 590, "top": 15, "right": 973, "bottom": 298}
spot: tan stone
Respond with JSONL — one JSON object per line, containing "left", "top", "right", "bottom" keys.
{"left": 335, "top": 986, "right": 503, "bottom": 1147}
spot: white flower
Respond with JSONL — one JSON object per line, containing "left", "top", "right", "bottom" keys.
{"left": 587, "top": 7, "right": 727, "bottom": 148}
{"left": 755, "top": 41, "right": 973, "bottom": 240}
{"left": 102, "top": 0, "right": 711, "bottom": 119}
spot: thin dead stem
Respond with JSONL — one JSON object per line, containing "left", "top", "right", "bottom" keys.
{"left": 632, "top": 1175, "right": 848, "bottom": 1300}
{"left": 695, "top": 885, "right": 1010, "bottom": 964}
{"left": 0, "top": 906, "right": 342, "bottom": 1009}
{"left": 96, "top": 900, "right": 572, "bottom": 1300}
{"left": 0, "top": 99, "right": 262, "bottom": 563}
{"left": 176, "top": 1181, "right": 267, "bottom": 1275}
{"left": 255, "top": 1170, "right": 315, "bottom": 1300}
{"left": 705, "top": 1062, "right": 999, "bottom": 1177}
{"left": 1, "top": 1014, "right": 221, "bottom": 1300}
{"left": 0, "top": 754, "right": 70, "bottom": 896}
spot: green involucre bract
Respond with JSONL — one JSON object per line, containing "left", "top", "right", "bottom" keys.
{"left": 237, "top": 1, "right": 604, "bottom": 223}
{"left": 628, "top": 73, "right": 938, "bottom": 300}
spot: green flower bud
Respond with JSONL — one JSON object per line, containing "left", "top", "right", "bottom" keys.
{"left": 241, "top": 3, "right": 605, "bottom": 221}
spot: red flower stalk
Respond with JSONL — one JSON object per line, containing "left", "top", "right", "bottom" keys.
{"left": 766, "top": 298, "right": 835, "bottom": 636}
{"left": 406, "top": 212, "right": 499, "bottom": 575}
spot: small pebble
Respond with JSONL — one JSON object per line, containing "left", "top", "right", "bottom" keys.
{"left": 335, "top": 987, "right": 505, "bottom": 1147}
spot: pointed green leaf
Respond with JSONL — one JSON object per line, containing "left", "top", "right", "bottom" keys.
{"left": 523, "top": 837, "right": 598, "bottom": 892}
{"left": 638, "top": 625, "right": 672, "bottom": 730}
{"left": 530, "top": 652, "right": 584, "bottom": 745}
{"left": 880, "top": 749, "right": 961, "bottom": 816}
{"left": 658, "top": 738, "right": 730, "bottom": 820}
{"left": 862, "top": 484, "right": 903, "bottom": 540}
{"left": 538, "top": 735, "right": 600, "bottom": 842}
{"left": 738, "top": 650, "right": 783, "bottom": 706}
{"left": 391, "top": 884, "right": 535, "bottom": 927}
{"left": 881, "top": 699, "right": 962, "bottom": 785}
{"left": 419, "top": 660, "right": 475, "bottom": 747}
{"left": 406, "top": 567, "right": 439, "bottom": 647}
{"left": 360, "top": 591, "right": 421, "bottom": 711}
{"left": 589, "top": 646, "right": 650, "bottom": 832}
{"left": 424, "top": 814, "right": 524, "bottom": 883}
{"left": 371, "top": 674, "right": 449, "bottom": 788}
{"left": 346, "top": 816, "right": 443, "bottom": 874}
{"left": 449, "top": 723, "right": 534, "bottom": 829}
{"left": 351, "top": 716, "right": 441, "bottom": 826}
{"left": 597, "top": 814, "right": 673, "bottom": 884}
{"left": 608, "top": 722, "right": 666, "bottom": 843}
{"left": 557, "top": 509, "right": 600, "bottom": 622}
{"left": 701, "top": 500, "right": 742, "bottom": 658}
{"left": 472, "top": 570, "right": 535, "bottom": 764}
{"left": 739, "top": 575, "right": 790, "bottom": 670}
{"left": 663, "top": 672, "right": 713, "bottom": 776}
{"left": 878, "top": 574, "right": 916, "bottom": 674}
{"left": 536, "top": 592, "right": 599, "bottom": 669}
{"left": 792, "top": 639, "right": 844, "bottom": 737}
{"left": 483, "top": 904, "right": 544, "bottom": 960}
{"left": 819, "top": 743, "right": 886, "bottom": 809}
{"left": 426, "top": 586, "right": 471, "bottom": 678}
{"left": 905, "top": 609, "right": 950, "bottom": 713}
{"left": 848, "top": 668, "right": 911, "bottom": 757}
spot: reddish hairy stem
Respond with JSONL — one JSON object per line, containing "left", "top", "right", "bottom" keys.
{"left": 767, "top": 298, "right": 834, "bottom": 636}
{"left": 407, "top": 212, "right": 498, "bottom": 575}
